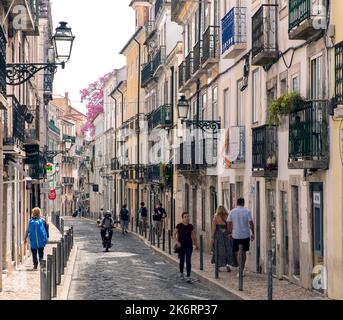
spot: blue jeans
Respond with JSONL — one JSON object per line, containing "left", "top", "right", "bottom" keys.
{"left": 31, "top": 248, "right": 44, "bottom": 267}
{"left": 178, "top": 246, "right": 193, "bottom": 277}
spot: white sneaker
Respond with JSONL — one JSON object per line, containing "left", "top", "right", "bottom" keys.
{"left": 180, "top": 273, "right": 185, "bottom": 280}
{"left": 186, "top": 276, "right": 192, "bottom": 283}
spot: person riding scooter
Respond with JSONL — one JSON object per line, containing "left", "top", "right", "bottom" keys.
{"left": 98, "top": 211, "right": 115, "bottom": 248}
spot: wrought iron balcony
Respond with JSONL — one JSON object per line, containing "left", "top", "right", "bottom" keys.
{"left": 202, "top": 26, "right": 220, "bottom": 66}
{"left": 251, "top": 4, "right": 278, "bottom": 66}
{"left": 0, "top": 26, "right": 6, "bottom": 101}
{"left": 62, "top": 156, "right": 74, "bottom": 164}
{"left": 3, "top": 95, "right": 27, "bottom": 155}
{"left": 176, "top": 139, "right": 216, "bottom": 173}
{"left": 144, "top": 164, "right": 172, "bottom": 186}
{"left": 335, "top": 42, "right": 343, "bottom": 105}
{"left": 221, "top": 7, "right": 247, "bottom": 59}
{"left": 185, "top": 51, "right": 193, "bottom": 83}
{"left": 48, "top": 119, "right": 60, "bottom": 136}
{"left": 178, "top": 61, "right": 185, "bottom": 89}
{"left": 193, "top": 41, "right": 202, "bottom": 74}
{"left": 141, "top": 61, "right": 154, "bottom": 88}
{"left": 63, "top": 177, "right": 75, "bottom": 185}
{"left": 148, "top": 104, "right": 173, "bottom": 131}
{"left": 171, "top": 0, "right": 186, "bottom": 23}
{"left": 62, "top": 134, "right": 76, "bottom": 143}
{"left": 288, "top": 100, "right": 329, "bottom": 170}
{"left": 111, "top": 157, "right": 123, "bottom": 171}
{"left": 252, "top": 125, "right": 278, "bottom": 177}
{"left": 288, "top": 0, "right": 323, "bottom": 40}
{"left": 152, "top": 46, "right": 166, "bottom": 75}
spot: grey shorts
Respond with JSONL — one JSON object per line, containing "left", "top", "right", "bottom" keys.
{"left": 120, "top": 219, "right": 129, "bottom": 229}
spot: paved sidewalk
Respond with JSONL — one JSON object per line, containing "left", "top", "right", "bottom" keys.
{"left": 0, "top": 223, "right": 63, "bottom": 300}
{"left": 133, "top": 231, "right": 329, "bottom": 300}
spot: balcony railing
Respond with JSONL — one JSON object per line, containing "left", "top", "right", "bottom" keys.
{"left": 185, "top": 51, "right": 193, "bottom": 83}
{"left": 193, "top": 41, "right": 202, "bottom": 74}
{"left": 4, "top": 95, "right": 26, "bottom": 150}
{"left": 63, "top": 134, "right": 76, "bottom": 143}
{"left": 252, "top": 4, "right": 278, "bottom": 66}
{"left": 288, "top": 0, "right": 322, "bottom": 39}
{"left": 153, "top": 46, "right": 166, "bottom": 75}
{"left": 148, "top": 104, "right": 172, "bottom": 131}
{"left": 221, "top": 7, "right": 247, "bottom": 59}
{"left": 335, "top": 42, "right": 343, "bottom": 105}
{"left": 48, "top": 119, "right": 60, "bottom": 135}
{"left": 171, "top": 0, "right": 186, "bottom": 22}
{"left": 111, "top": 158, "right": 122, "bottom": 171}
{"left": 0, "top": 26, "right": 6, "bottom": 99}
{"left": 62, "top": 156, "right": 74, "bottom": 164}
{"left": 252, "top": 125, "right": 278, "bottom": 177}
{"left": 202, "top": 26, "right": 220, "bottom": 65}
{"left": 178, "top": 62, "right": 185, "bottom": 89}
{"left": 176, "top": 139, "right": 216, "bottom": 172}
{"left": 144, "top": 164, "right": 172, "bottom": 186}
{"left": 141, "top": 61, "right": 154, "bottom": 88}
{"left": 63, "top": 177, "right": 75, "bottom": 185}
{"left": 289, "top": 100, "right": 329, "bottom": 170}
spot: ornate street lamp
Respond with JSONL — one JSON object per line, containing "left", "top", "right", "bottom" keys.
{"left": 6, "top": 22, "right": 75, "bottom": 86}
{"left": 177, "top": 96, "right": 220, "bottom": 133}
{"left": 52, "top": 22, "right": 75, "bottom": 63}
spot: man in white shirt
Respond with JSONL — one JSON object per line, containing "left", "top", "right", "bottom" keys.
{"left": 227, "top": 198, "right": 255, "bottom": 276}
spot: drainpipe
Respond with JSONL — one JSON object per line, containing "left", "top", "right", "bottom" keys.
{"left": 170, "top": 66, "right": 174, "bottom": 231}
{"left": 117, "top": 86, "right": 125, "bottom": 209}
{"left": 111, "top": 96, "right": 118, "bottom": 220}
{"left": 0, "top": 115, "right": 3, "bottom": 292}
{"left": 133, "top": 37, "right": 141, "bottom": 229}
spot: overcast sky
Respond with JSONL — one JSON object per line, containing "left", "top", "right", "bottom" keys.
{"left": 51, "top": 0, "right": 135, "bottom": 114}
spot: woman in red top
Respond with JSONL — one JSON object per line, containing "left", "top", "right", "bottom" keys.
{"left": 174, "top": 212, "right": 197, "bottom": 283}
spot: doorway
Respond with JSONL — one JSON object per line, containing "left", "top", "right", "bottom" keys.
{"left": 291, "top": 186, "right": 300, "bottom": 278}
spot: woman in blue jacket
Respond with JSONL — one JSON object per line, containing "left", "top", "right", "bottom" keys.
{"left": 24, "top": 207, "right": 48, "bottom": 270}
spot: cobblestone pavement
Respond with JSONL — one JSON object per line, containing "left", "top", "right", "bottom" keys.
{"left": 0, "top": 224, "right": 62, "bottom": 300}
{"left": 133, "top": 231, "right": 329, "bottom": 301}
{"left": 65, "top": 217, "right": 237, "bottom": 300}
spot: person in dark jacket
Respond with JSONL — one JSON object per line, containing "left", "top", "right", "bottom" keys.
{"left": 120, "top": 204, "right": 130, "bottom": 235}
{"left": 24, "top": 207, "right": 48, "bottom": 270}
{"left": 138, "top": 202, "right": 148, "bottom": 234}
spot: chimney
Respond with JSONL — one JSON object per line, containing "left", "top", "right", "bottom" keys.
{"left": 65, "top": 92, "right": 69, "bottom": 102}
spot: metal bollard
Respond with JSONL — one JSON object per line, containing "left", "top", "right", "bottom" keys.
{"left": 215, "top": 238, "right": 219, "bottom": 279}
{"left": 152, "top": 226, "right": 156, "bottom": 246}
{"left": 157, "top": 229, "right": 160, "bottom": 248}
{"left": 238, "top": 244, "right": 244, "bottom": 291}
{"left": 61, "top": 219, "right": 64, "bottom": 234}
{"left": 168, "top": 230, "right": 171, "bottom": 255}
{"left": 40, "top": 260, "right": 48, "bottom": 300}
{"left": 52, "top": 248, "right": 57, "bottom": 298}
{"left": 200, "top": 235, "right": 204, "bottom": 271}
{"left": 63, "top": 235, "right": 68, "bottom": 268}
{"left": 162, "top": 228, "right": 166, "bottom": 252}
{"left": 267, "top": 250, "right": 273, "bottom": 300}
{"left": 71, "top": 226, "right": 74, "bottom": 248}
{"left": 47, "top": 255, "right": 52, "bottom": 300}
{"left": 144, "top": 224, "right": 147, "bottom": 239}
{"left": 60, "top": 238, "right": 65, "bottom": 275}
{"left": 131, "top": 217, "right": 133, "bottom": 232}
{"left": 56, "top": 243, "right": 61, "bottom": 285}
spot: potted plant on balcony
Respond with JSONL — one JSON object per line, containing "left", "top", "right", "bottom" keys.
{"left": 160, "top": 162, "right": 171, "bottom": 187}
{"left": 268, "top": 92, "right": 304, "bottom": 125}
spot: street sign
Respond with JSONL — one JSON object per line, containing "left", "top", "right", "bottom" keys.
{"left": 46, "top": 163, "right": 55, "bottom": 176}
{"left": 48, "top": 188, "right": 57, "bottom": 200}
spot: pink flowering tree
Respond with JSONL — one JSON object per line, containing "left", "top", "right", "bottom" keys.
{"left": 80, "top": 72, "right": 111, "bottom": 138}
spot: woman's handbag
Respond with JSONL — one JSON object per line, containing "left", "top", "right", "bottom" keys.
{"left": 174, "top": 243, "right": 181, "bottom": 254}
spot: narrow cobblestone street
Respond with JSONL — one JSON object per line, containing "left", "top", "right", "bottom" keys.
{"left": 65, "top": 217, "right": 236, "bottom": 300}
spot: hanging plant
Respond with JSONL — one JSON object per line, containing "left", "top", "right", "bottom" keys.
{"left": 159, "top": 162, "right": 170, "bottom": 186}
{"left": 268, "top": 92, "right": 305, "bottom": 125}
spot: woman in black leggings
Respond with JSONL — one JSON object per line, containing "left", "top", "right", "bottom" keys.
{"left": 174, "top": 212, "right": 198, "bottom": 283}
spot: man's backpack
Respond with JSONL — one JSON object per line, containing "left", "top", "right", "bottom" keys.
{"left": 140, "top": 207, "right": 147, "bottom": 217}
{"left": 120, "top": 209, "right": 129, "bottom": 221}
